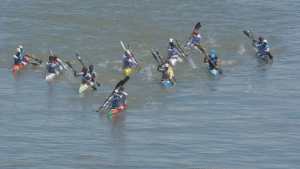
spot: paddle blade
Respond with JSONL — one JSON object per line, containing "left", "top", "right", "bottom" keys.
{"left": 243, "top": 30, "right": 251, "bottom": 38}
{"left": 194, "top": 22, "right": 202, "bottom": 30}
{"left": 120, "top": 41, "right": 128, "bottom": 51}
{"left": 151, "top": 49, "right": 161, "bottom": 64}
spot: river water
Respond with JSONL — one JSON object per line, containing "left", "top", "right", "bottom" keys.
{"left": 0, "top": 0, "right": 299, "bottom": 169}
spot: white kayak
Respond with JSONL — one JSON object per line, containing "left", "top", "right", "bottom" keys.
{"left": 78, "top": 83, "right": 91, "bottom": 94}
{"left": 208, "top": 67, "right": 223, "bottom": 77}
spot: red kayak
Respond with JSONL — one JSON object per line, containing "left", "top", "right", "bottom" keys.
{"left": 12, "top": 55, "right": 30, "bottom": 73}
{"left": 110, "top": 104, "right": 128, "bottom": 114}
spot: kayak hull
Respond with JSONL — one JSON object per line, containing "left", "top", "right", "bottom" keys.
{"left": 12, "top": 56, "right": 29, "bottom": 73}
{"left": 208, "top": 68, "right": 223, "bottom": 78}
{"left": 78, "top": 83, "right": 90, "bottom": 94}
{"left": 12, "top": 64, "right": 26, "bottom": 73}
{"left": 45, "top": 73, "right": 58, "bottom": 81}
{"left": 161, "top": 80, "right": 174, "bottom": 88}
{"left": 110, "top": 104, "right": 128, "bottom": 114}
{"left": 123, "top": 68, "right": 135, "bottom": 77}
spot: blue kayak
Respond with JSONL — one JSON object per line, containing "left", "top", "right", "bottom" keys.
{"left": 160, "top": 80, "right": 174, "bottom": 88}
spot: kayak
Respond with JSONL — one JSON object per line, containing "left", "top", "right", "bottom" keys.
{"left": 45, "top": 66, "right": 63, "bottom": 81}
{"left": 12, "top": 56, "right": 30, "bottom": 73}
{"left": 45, "top": 72, "right": 59, "bottom": 81}
{"left": 256, "top": 53, "right": 272, "bottom": 64}
{"left": 208, "top": 67, "right": 222, "bottom": 76}
{"left": 123, "top": 67, "right": 136, "bottom": 77}
{"left": 78, "top": 83, "right": 91, "bottom": 94}
{"left": 161, "top": 80, "right": 175, "bottom": 88}
{"left": 208, "top": 67, "right": 223, "bottom": 77}
{"left": 109, "top": 104, "right": 128, "bottom": 115}
{"left": 12, "top": 63, "right": 27, "bottom": 73}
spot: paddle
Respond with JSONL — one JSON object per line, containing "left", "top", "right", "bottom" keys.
{"left": 75, "top": 53, "right": 101, "bottom": 87}
{"left": 96, "top": 76, "right": 130, "bottom": 112}
{"left": 65, "top": 61, "right": 77, "bottom": 75}
{"left": 27, "top": 54, "right": 43, "bottom": 64}
{"left": 151, "top": 49, "right": 162, "bottom": 65}
{"left": 174, "top": 39, "right": 197, "bottom": 69}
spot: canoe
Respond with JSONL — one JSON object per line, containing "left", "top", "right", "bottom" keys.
{"left": 160, "top": 80, "right": 174, "bottom": 88}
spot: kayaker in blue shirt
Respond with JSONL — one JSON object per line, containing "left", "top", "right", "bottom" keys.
{"left": 13, "top": 45, "right": 28, "bottom": 65}
{"left": 111, "top": 86, "right": 128, "bottom": 109}
{"left": 186, "top": 22, "right": 209, "bottom": 63}
{"left": 46, "top": 56, "right": 60, "bottom": 73}
{"left": 167, "top": 38, "right": 183, "bottom": 66}
{"left": 122, "top": 50, "right": 138, "bottom": 69}
{"left": 253, "top": 36, "right": 273, "bottom": 61}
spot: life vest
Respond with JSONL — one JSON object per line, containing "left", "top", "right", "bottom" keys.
{"left": 47, "top": 62, "right": 59, "bottom": 73}
{"left": 123, "top": 55, "right": 137, "bottom": 68}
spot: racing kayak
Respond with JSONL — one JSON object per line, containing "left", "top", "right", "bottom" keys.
{"left": 208, "top": 67, "right": 223, "bottom": 77}
{"left": 160, "top": 80, "right": 175, "bottom": 88}
{"left": 123, "top": 67, "right": 137, "bottom": 77}
{"left": 45, "top": 72, "right": 60, "bottom": 81}
{"left": 78, "top": 83, "right": 91, "bottom": 94}
{"left": 12, "top": 56, "right": 30, "bottom": 73}
{"left": 256, "top": 52, "right": 272, "bottom": 64}
{"left": 109, "top": 104, "right": 128, "bottom": 115}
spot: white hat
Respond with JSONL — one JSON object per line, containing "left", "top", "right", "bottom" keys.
{"left": 18, "top": 45, "right": 23, "bottom": 49}
{"left": 169, "top": 38, "right": 174, "bottom": 43}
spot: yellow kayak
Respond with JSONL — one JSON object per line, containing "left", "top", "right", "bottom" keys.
{"left": 78, "top": 83, "right": 90, "bottom": 94}
{"left": 122, "top": 67, "right": 135, "bottom": 77}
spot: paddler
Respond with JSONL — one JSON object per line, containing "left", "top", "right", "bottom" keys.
{"left": 167, "top": 38, "right": 183, "bottom": 66}
{"left": 13, "top": 45, "right": 29, "bottom": 65}
{"left": 46, "top": 55, "right": 60, "bottom": 74}
{"left": 253, "top": 36, "right": 273, "bottom": 61}
{"left": 208, "top": 49, "right": 221, "bottom": 70}
{"left": 186, "top": 22, "right": 209, "bottom": 63}
{"left": 74, "top": 66, "right": 93, "bottom": 85}
{"left": 111, "top": 86, "right": 128, "bottom": 109}
{"left": 122, "top": 49, "right": 138, "bottom": 77}
{"left": 88, "top": 64, "right": 97, "bottom": 83}
{"left": 157, "top": 61, "right": 176, "bottom": 84}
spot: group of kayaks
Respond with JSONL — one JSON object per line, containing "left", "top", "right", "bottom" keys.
{"left": 11, "top": 27, "right": 273, "bottom": 118}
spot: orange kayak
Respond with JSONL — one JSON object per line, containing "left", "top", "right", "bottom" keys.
{"left": 111, "top": 104, "right": 128, "bottom": 114}
{"left": 12, "top": 56, "right": 30, "bottom": 73}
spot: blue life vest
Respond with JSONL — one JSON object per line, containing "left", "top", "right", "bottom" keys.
{"left": 167, "top": 47, "right": 180, "bottom": 58}
{"left": 47, "top": 63, "right": 59, "bottom": 73}
{"left": 123, "top": 55, "right": 137, "bottom": 68}
{"left": 256, "top": 42, "right": 270, "bottom": 56}
{"left": 191, "top": 33, "right": 202, "bottom": 45}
